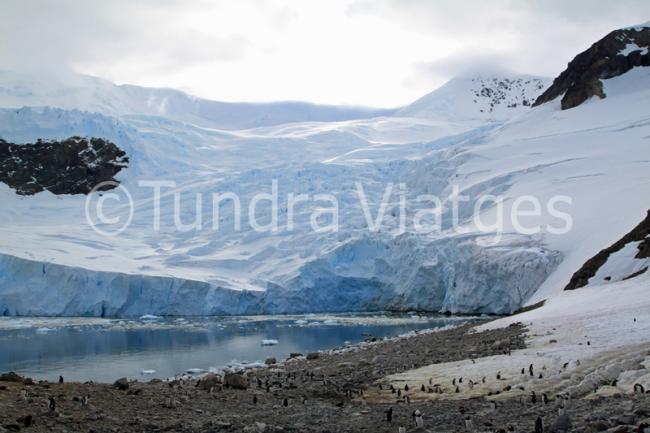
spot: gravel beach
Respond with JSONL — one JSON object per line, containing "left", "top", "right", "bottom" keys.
{"left": 1, "top": 322, "right": 648, "bottom": 433}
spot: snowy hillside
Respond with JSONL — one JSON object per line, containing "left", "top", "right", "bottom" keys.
{"left": 397, "top": 73, "right": 549, "bottom": 122}
{"left": 0, "top": 32, "right": 649, "bottom": 317}
{"left": 0, "top": 71, "right": 391, "bottom": 130}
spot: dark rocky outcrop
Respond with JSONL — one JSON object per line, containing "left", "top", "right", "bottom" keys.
{"left": 0, "top": 136, "right": 128, "bottom": 195}
{"left": 565, "top": 209, "right": 650, "bottom": 290}
{"left": 534, "top": 25, "right": 650, "bottom": 110}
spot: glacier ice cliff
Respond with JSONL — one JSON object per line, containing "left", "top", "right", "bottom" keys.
{"left": 0, "top": 236, "right": 561, "bottom": 317}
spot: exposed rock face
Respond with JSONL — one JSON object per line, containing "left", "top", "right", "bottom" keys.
{"left": 469, "top": 76, "right": 546, "bottom": 112}
{"left": 534, "top": 24, "right": 650, "bottom": 110}
{"left": 565, "top": 210, "right": 650, "bottom": 290}
{"left": 0, "top": 136, "right": 128, "bottom": 195}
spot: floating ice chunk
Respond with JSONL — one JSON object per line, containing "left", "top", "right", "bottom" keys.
{"left": 323, "top": 319, "right": 338, "bottom": 325}
{"left": 141, "top": 369, "right": 156, "bottom": 375}
{"left": 294, "top": 319, "right": 309, "bottom": 325}
{"left": 36, "top": 327, "right": 55, "bottom": 333}
{"left": 261, "top": 339, "right": 279, "bottom": 346}
{"left": 228, "top": 360, "right": 266, "bottom": 370}
{"left": 187, "top": 368, "right": 207, "bottom": 374}
{"left": 140, "top": 314, "right": 161, "bottom": 321}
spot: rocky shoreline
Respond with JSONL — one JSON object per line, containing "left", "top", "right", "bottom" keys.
{"left": 0, "top": 322, "right": 648, "bottom": 433}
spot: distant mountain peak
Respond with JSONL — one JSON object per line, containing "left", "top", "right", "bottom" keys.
{"left": 397, "top": 72, "right": 550, "bottom": 122}
{"left": 534, "top": 24, "right": 650, "bottom": 110}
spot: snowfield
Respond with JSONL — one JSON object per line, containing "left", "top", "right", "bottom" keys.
{"left": 382, "top": 271, "right": 650, "bottom": 400}
{"left": 0, "top": 66, "right": 649, "bottom": 317}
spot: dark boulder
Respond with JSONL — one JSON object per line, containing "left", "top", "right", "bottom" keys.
{"left": 197, "top": 373, "right": 222, "bottom": 390}
{"left": 113, "top": 377, "right": 129, "bottom": 390}
{"left": 0, "top": 372, "right": 24, "bottom": 382}
{"left": 223, "top": 372, "right": 248, "bottom": 390}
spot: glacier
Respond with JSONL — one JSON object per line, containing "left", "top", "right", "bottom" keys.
{"left": 0, "top": 68, "right": 649, "bottom": 317}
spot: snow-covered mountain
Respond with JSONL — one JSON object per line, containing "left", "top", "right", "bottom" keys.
{"left": 0, "top": 24, "right": 649, "bottom": 317}
{"left": 0, "top": 71, "right": 392, "bottom": 130}
{"left": 397, "top": 73, "right": 549, "bottom": 121}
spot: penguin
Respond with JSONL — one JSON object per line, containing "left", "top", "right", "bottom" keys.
{"left": 542, "top": 393, "right": 549, "bottom": 404}
{"left": 397, "top": 389, "right": 402, "bottom": 397}
{"left": 421, "top": 384, "right": 425, "bottom": 392}
{"left": 539, "top": 373, "right": 544, "bottom": 379}
{"left": 535, "top": 416, "right": 544, "bottom": 433}
{"left": 531, "top": 391, "right": 537, "bottom": 404}
{"left": 496, "top": 371, "right": 501, "bottom": 380}
{"left": 529, "top": 364, "right": 534, "bottom": 377}
{"left": 414, "top": 409, "right": 424, "bottom": 427}
{"left": 482, "top": 376, "right": 486, "bottom": 384}
{"left": 253, "top": 395, "right": 258, "bottom": 405}
{"left": 587, "top": 341, "right": 591, "bottom": 346}
{"left": 385, "top": 407, "right": 393, "bottom": 423}
{"left": 611, "top": 379, "right": 618, "bottom": 387}
{"left": 48, "top": 397, "right": 56, "bottom": 412}
{"left": 453, "top": 378, "right": 456, "bottom": 385}
{"left": 459, "top": 377, "right": 463, "bottom": 383}
{"left": 20, "top": 389, "right": 28, "bottom": 403}
{"left": 521, "top": 368, "right": 525, "bottom": 375}
{"left": 562, "top": 362, "right": 569, "bottom": 369}
{"left": 468, "top": 380, "right": 474, "bottom": 390}
{"left": 634, "top": 383, "right": 645, "bottom": 394}
{"left": 379, "top": 384, "right": 383, "bottom": 390}
{"left": 455, "top": 385, "right": 460, "bottom": 393}
{"left": 429, "top": 378, "right": 433, "bottom": 385}
{"left": 19, "top": 414, "right": 33, "bottom": 428}
{"left": 489, "top": 400, "right": 497, "bottom": 412}
{"left": 465, "top": 416, "right": 474, "bottom": 432}
{"left": 59, "top": 375, "right": 64, "bottom": 384}
{"left": 283, "top": 397, "right": 289, "bottom": 407}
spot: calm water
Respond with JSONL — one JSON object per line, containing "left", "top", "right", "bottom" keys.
{"left": 0, "top": 313, "right": 477, "bottom": 383}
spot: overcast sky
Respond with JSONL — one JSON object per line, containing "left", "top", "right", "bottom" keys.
{"left": 2, "top": 0, "right": 649, "bottom": 107}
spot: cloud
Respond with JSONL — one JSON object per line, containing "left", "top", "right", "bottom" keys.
{"left": 2, "top": 0, "right": 650, "bottom": 106}
{"left": 0, "top": 0, "right": 249, "bottom": 77}
{"left": 413, "top": 51, "right": 520, "bottom": 83}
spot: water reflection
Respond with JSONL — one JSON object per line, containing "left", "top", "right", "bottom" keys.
{"left": 0, "top": 314, "right": 476, "bottom": 383}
